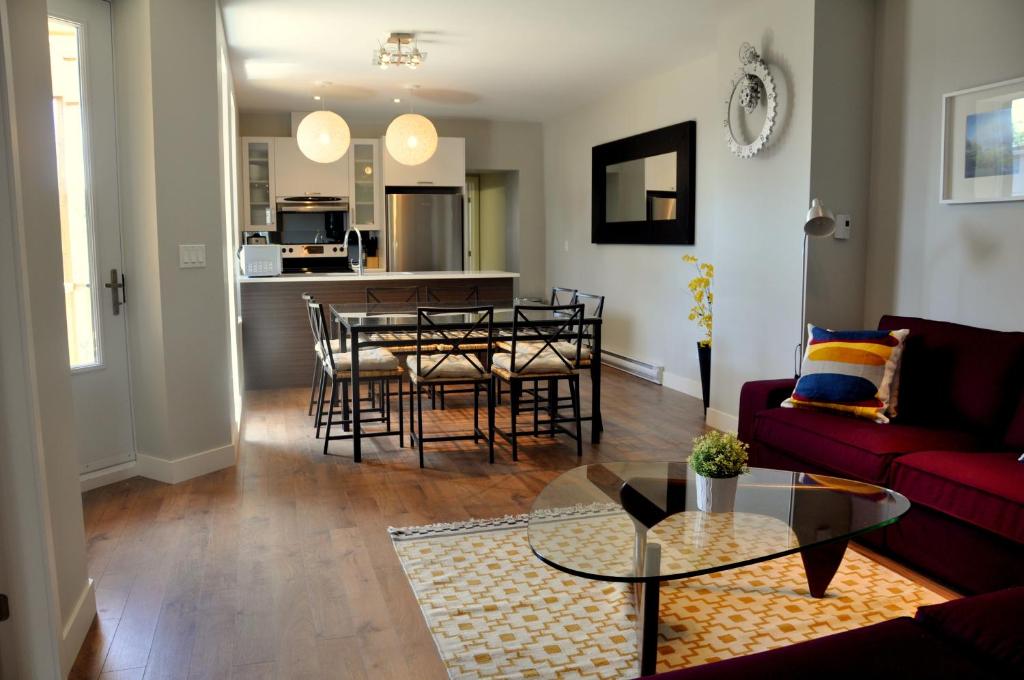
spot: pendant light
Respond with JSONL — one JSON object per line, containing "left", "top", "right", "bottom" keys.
{"left": 385, "top": 111, "right": 438, "bottom": 166}
{"left": 296, "top": 93, "right": 350, "bottom": 164}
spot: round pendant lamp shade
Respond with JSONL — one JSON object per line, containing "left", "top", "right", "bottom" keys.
{"left": 804, "top": 198, "right": 836, "bottom": 237}
{"left": 385, "top": 113, "right": 438, "bottom": 166}
{"left": 296, "top": 110, "right": 351, "bottom": 164}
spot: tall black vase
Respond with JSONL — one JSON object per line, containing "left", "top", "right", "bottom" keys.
{"left": 697, "top": 342, "right": 711, "bottom": 414}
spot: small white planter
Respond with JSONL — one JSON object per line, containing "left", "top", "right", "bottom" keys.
{"left": 695, "top": 473, "right": 738, "bottom": 513}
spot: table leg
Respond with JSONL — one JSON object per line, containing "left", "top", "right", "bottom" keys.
{"left": 800, "top": 539, "right": 848, "bottom": 598}
{"left": 635, "top": 544, "right": 661, "bottom": 677}
{"left": 590, "top": 322, "right": 603, "bottom": 442}
{"left": 351, "top": 329, "right": 361, "bottom": 463}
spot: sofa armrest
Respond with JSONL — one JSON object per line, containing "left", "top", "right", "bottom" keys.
{"left": 738, "top": 378, "right": 796, "bottom": 442}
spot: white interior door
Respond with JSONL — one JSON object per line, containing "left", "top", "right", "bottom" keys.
{"left": 48, "top": 0, "right": 134, "bottom": 474}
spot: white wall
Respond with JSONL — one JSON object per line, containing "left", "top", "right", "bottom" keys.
{"left": 542, "top": 53, "right": 719, "bottom": 397}
{"left": 864, "top": 0, "right": 1024, "bottom": 331}
{"left": 806, "top": 0, "right": 876, "bottom": 331}
{"left": 113, "top": 0, "right": 235, "bottom": 482}
{"left": 0, "top": 0, "right": 94, "bottom": 673}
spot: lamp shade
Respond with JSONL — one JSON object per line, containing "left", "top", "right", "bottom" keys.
{"left": 296, "top": 110, "right": 351, "bottom": 164}
{"left": 385, "top": 113, "right": 438, "bottom": 166}
{"left": 804, "top": 198, "right": 835, "bottom": 237}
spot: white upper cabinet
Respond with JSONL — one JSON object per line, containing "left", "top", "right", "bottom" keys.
{"left": 382, "top": 137, "right": 466, "bottom": 187}
{"left": 349, "top": 139, "right": 382, "bottom": 229}
{"left": 242, "top": 137, "right": 276, "bottom": 230}
{"left": 273, "top": 136, "right": 351, "bottom": 198}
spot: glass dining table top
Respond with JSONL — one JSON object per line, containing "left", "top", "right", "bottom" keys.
{"left": 528, "top": 463, "right": 910, "bottom": 582}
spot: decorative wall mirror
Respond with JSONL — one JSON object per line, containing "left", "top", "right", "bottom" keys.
{"left": 724, "top": 43, "right": 777, "bottom": 159}
{"left": 592, "top": 121, "right": 696, "bottom": 245}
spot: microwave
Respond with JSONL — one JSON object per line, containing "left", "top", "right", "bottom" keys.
{"left": 275, "top": 195, "right": 349, "bottom": 245}
{"left": 239, "top": 244, "right": 282, "bottom": 277}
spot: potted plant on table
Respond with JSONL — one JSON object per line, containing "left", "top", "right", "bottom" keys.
{"left": 689, "top": 431, "right": 748, "bottom": 513}
{"left": 682, "top": 255, "right": 713, "bottom": 414}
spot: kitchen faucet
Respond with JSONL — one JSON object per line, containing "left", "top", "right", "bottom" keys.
{"left": 345, "top": 225, "right": 362, "bottom": 276}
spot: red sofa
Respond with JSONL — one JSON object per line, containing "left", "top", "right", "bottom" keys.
{"left": 738, "top": 316, "right": 1024, "bottom": 595}
{"left": 648, "top": 586, "right": 1024, "bottom": 679}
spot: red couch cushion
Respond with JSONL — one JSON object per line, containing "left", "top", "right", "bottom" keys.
{"left": 915, "top": 587, "right": 1024, "bottom": 673}
{"left": 752, "top": 408, "right": 981, "bottom": 485}
{"left": 878, "top": 315, "right": 1024, "bottom": 437}
{"left": 645, "top": 617, "right": 993, "bottom": 680}
{"left": 891, "top": 451, "right": 1024, "bottom": 543}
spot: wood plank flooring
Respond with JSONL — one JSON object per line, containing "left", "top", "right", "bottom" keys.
{"left": 70, "top": 367, "right": 709, "bottom": 679}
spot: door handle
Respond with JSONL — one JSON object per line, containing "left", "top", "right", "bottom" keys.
{"left": 104, "top": 268, "right": 126, "bottom": 315}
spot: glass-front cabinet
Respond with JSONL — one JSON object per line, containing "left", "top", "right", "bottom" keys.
{"left": 350, "top": 139, "right": 380, "bottom": 229}
{"left": 243, "top": 137, "right": 276, "bottom": 230}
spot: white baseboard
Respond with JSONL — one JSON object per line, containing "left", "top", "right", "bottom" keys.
{"left": 136, "top": 442, "right": 237, "bottom": 485}
{"left": 59, "top": 578, "right": 96, "bottom": 675}
{"left": 706, "top": 408, "right": 739, "bottom": 434}
{"left": 79, "top": 460, "right": 138, "bottom": 492}
{"left": 661, "top": 370, "right": 703, "bottom": 400}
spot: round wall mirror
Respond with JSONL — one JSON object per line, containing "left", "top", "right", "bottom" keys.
{"left": 724, "top": 43, "right": 777, "bottom": 159}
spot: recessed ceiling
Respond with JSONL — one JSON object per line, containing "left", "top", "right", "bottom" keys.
{"left": 221, "top": 0, "right": 727, "bottom": 122}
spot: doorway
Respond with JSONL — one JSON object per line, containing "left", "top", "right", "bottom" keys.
{"left": 467, "top": 171, "right": 516, "bottom": 272}
{"left": 48, "top": 0, "right": 134, "bottom": 475}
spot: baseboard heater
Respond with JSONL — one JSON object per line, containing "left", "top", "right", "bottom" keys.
{"left": 601, "top": 350, "right": 664, "bottom": 384}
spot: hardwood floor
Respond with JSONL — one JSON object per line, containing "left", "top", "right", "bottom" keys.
{"left": 70, "top": 367, "right": 709, "bottom": 679}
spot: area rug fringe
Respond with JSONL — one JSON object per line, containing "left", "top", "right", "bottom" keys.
{"left": 388, "top": 502, "right": 621, "bottom": 541}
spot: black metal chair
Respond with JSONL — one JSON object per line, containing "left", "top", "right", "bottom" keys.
{"left": 309, "top": 299, "right": 404, "bottom": 455}
{"left": 426, "top": 285, "right": 480, "bottom": 305}
{"left": 406, "top": 306, "right": 496, "bottom": 467}
{"left": 492, "top": 304, "right": 585, "bottom": 461}
{"left": 304, "top": 292, "right": 341, "bottom": 417}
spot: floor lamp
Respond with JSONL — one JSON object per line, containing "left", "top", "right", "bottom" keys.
{"left": 796, "top": 198, "right": 836, "bottom": 377}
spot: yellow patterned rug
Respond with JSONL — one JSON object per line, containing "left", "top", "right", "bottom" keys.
{"left": 389, "top": 508, "right": 946, "bottom": 679}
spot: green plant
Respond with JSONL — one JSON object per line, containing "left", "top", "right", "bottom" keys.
{"left": 688, "top": 431, "right": 749, "bottom": 478}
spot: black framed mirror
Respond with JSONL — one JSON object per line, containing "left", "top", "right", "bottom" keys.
{"left": 591, "top": 121, "right": 696, "bottom": 245}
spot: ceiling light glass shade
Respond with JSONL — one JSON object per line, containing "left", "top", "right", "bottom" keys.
{"left": 803, "top": 198, "right": 835, "bottom": 237}
{"left": 296, "top": 110, "right": 351, "bottom": 164}
{"left": 385, "top": 113, "right": 438, "bottom": 166}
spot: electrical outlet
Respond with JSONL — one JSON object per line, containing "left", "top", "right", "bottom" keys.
{"left": 834, "top": 214, "right": 852, "bottom": 240}
{"left": 179, "top": 244, "right": 207, "bottom": 268}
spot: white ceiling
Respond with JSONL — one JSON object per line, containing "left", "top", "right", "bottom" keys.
{"left": 221, "top": 0, "right": 726, "bottom": 122}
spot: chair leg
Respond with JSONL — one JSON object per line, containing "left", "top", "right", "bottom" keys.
{"left": 440, "top": 385, "right": 446, "bottom": 410}
{"left": 532, "top": 381, "right": 539, "bottom": 434}
{"left": 473, "top": 383, "right": 481, "bottom": 443}
{"left": 417, "top": 383, "right": 425, "bottom": 468}
{"left": 547, "top": 379, "right": 558, "bottom": 437}
{"left": 383, "top": 378, "right": 391, "bottom": 431}
{"left": 308, "top": 358, "right": 320, "bottom": 416}
{"left": 398, "top": 375, "right": 404, "bottom": 448}
{"left": 408, "top": 378, "right": 415, "bottom": 450}
{"left": 315, "top": 370, "right": 328, "bottom": 439}
{"left": 487, "top": 379, "right": 496, "bottom": 464}
{"left": 510, "top": 380, "right": 519, "bottom": 462}
{"left": 430, "top": 385, "right": 436, "bottom": 409}
{"left": 323, "top": 377, "right": 338, "bottom": 455}
{"left": 341, "top": 382, "right": 351, "bottom": 432}
{"left": 571, "top": 376, "right": 583, "bottom": 458}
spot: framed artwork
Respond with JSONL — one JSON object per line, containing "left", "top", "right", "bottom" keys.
{"left": 940, "top": 75, "right": 1024, "bottom": 204}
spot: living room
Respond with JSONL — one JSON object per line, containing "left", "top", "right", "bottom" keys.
{"left": 1, "top": 0, "right": 1022, "bottom": 678}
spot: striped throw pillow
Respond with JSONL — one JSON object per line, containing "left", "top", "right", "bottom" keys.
{"left": 783, "top": 325, "right": 909, "bottom": 423}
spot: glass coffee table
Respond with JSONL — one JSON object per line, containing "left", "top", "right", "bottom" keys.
{"left": 527, "top": 463, "right": 910, "bottom": 676}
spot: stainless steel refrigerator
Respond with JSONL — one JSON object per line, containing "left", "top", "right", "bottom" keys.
{"left": 386, "top": 190, "right": 463, "bottom": 271}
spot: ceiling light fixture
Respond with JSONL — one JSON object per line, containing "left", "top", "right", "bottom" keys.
{"left": 296, "top": 89, "right": 350, "bottom": 164}
{"left": 393, "top": 98, "right": 401, "bottom": 103}
{"left": 374, "top": 32, "right": 426, "bottom": 70}
{"left": 385, "top": 111, "right": 438, "bottom": 166}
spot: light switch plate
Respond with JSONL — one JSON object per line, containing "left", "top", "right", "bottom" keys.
{"left": 179, "top": 244, "right": 207, "bottom": 268}
{"left": 834, "top": 214, "right": 852, "bottom": 240}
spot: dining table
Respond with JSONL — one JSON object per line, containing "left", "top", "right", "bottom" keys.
{"left": 330, "top": 300, "right": 604, "bottom": 462}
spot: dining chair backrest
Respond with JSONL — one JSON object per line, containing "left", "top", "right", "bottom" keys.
{"left": 415, "top": 306, "right": 494, "bottom": 379}
{"left": 573, "top": 291, "right": 605, "bottom": 319}
{"left": 426, "top": 285, "right": 480, "bottom": 305}
{"left": 508, "top": 304, "right": 585, "bottom": 373}
{"left": 308, "top": 299, "right": 336, "bottom": 373}
{"left": 550, "top": 287, "right": 577, "bottom": 306}
{"left": 366, "top": 286, "right": 420, "bottom": 313}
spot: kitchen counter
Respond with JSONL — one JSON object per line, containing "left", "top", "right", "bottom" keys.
{"left": 239, "top": 270, "right": 518, "bottom": 388}
{"left": 239, "top": 270, "right": 520, "bottom": 283}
